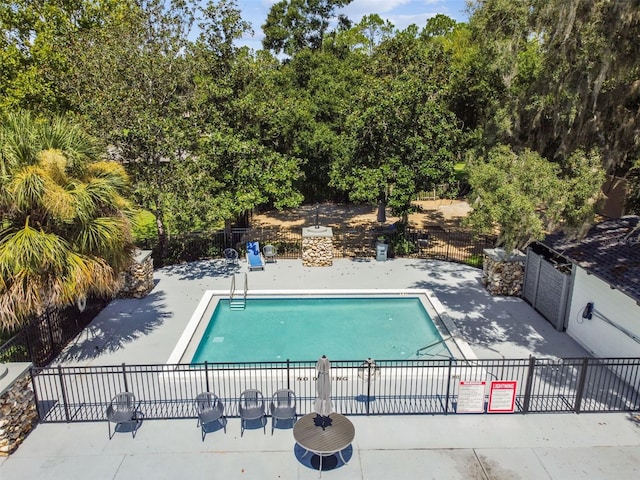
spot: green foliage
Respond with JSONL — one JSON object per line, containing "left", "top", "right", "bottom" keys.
{"left": 525, "top": 0, "right": 640, "bottom": 168}
{"left": 0, "top": 0, "right": 133, "bottom": 115}
{"left": 55, "top": 1, "right": 293, "bottom": 253}
{"left": 465, "top": 145, "right": 559, "bottom": 250}
{"left": 559, "top": 149, "right": 606, "bottom": 232}
{"left": 464, "top": 254, "right": 484, "bottom": 268}
{"left": 0, "top": 343, "right": 27, "bottom": 362}
{"left": 421, "top": 14, "right": 457, "bottom": 38}
{"left": 330, "top": 29, "right": 461, "bottom": 219}
{"left": 262, "top": 0, "right": 352, "bottom": 56}
{"left": 389, "top": 233, "right": 415, "bottom": 256}
{"left": 465, "top": 0, "right": 640, "bottom": 177}
{"left": 627, "top": 160, "right": 640, "bottom": 215}
{"left": 132, "top": 210, "right": 157, "bottom": 243}
{"left": 227, "top": 42, "right": 365, "bottom": 202}
{"left": 0, "top": 112, "right": 135, "bottom": 328}
{"left": 171, "top": 129, "right": 304, "bottom": 232}
{"left": 465, "top": 145, "right": 604, "bottom": 251}
{"left": 53, "top": 0, "right": 198, "bottom": 256}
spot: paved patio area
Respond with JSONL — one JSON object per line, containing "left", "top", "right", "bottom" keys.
{"left": 2, "top": 258, "right": 639, "bottom": 479}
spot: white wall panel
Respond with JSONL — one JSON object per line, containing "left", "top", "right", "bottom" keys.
{"left": 566, "top": 267, "right": 640, "bottom": 357}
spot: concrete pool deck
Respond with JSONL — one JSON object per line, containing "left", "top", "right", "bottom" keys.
{"left": 54, "top": 258, "right": 591, "bottom": 366}
{"left": 2, "top": 258, "right": 640, "bottom": 479}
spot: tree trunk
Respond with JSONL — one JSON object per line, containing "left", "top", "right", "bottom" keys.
{"left": 155, "top": 208, "right": 168, "bottom": 262}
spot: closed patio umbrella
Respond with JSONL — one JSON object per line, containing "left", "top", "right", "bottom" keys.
{"left": 313, "top": 355, "right": 333, "bottom": 418}
{"left": 376, "top": 200, "right": 386, "bottom": 223}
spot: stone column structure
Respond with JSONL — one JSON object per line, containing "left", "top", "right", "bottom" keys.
{"left": 118, "top": 249, "right": 154, "bottom": 298}
{"left": 482, "top": 248, "right": 526, "bottom": 296}
{"left": 302, "top": 226, "right": 334, "bottom": 267}
{"left": 0, "top": 363, "right": 37, "bottom": 456}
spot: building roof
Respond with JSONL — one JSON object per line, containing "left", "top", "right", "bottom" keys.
{"left": 543, "top": 216, "right": 640, "bottom": 304}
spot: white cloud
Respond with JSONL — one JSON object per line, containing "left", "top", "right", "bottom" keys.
{"left": 343, "top": 0, "right": 413, "bottom": 17}
{"left": 341, "top": 1, "right": 460, "bottom": 29}
{"left": 386, "top": 13, "right": 436, "bottom": 31}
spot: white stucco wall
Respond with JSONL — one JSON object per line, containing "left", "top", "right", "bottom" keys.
{"left": 566, "top": 267, "right": 640, "bottom": 358}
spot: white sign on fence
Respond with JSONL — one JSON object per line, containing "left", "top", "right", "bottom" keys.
{"left": 456, "top": 381, "right": 486, "bottom": 413}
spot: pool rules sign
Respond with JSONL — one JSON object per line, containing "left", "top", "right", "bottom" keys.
{"left": 456, "top": 381, "right": 486, "bottom": 413}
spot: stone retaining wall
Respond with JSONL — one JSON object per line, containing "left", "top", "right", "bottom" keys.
{"left": 482, "top": 248, "right": 526, "bottom": 296}
{"left": 0, "top": 369, "right": 37, "bottom": 456}
{"left": 118, "top": 250, "right": 154, "bottom": 298}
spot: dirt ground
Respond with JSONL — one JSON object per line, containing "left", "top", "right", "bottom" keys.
{"left": 251, "top": 199, "right": 472, "bottom": 231}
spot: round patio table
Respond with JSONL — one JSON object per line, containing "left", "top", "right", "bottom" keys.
{"left": 293, "top": 413, "right": 355, "bottom": 475}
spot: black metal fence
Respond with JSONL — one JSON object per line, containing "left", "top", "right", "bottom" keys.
{"left": 143, "top": 227, "right": 495, "bottom": 267}
{"left": 30, "top": 356, "right": 640, "bottom": 423}
{"left": 0, "top": 298, "right": 110, "bottom": 367}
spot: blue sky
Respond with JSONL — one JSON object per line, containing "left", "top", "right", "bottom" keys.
{"left": 234, "top": 0, "right": 471, "bottom": 51}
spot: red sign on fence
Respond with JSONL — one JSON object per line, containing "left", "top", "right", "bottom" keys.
{"left": 488, "top": 381, "right": 517, "bottom": 413}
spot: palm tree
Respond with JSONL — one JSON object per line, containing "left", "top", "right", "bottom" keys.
{"left": 0, "top": 111, "right": 135, "bottom": 330}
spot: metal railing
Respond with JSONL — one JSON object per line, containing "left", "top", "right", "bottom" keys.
{"left": 229, "top": 274, "right": 236, "bottom": 300}
{"left": 415, "top": 183, "right": 465, "bottom": 201}
{"left": 30, "top": 357, "right": 640, "bottom": 423}
{"left": 0, "top": 297, "right": 110, "bottom": 367}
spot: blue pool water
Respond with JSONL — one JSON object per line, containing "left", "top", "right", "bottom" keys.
{"left": 190, "top": 297, "right": 450, "bottom": 363}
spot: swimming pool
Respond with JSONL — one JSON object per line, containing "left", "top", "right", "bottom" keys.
{"left": 190, "top": 297, "right": 449, "bottom": 362}
{"left": 169, "top": 290, "right": 472, "bottom": 364}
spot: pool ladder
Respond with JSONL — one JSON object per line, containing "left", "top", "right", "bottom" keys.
{"left": 415, "top": 337, "right": 453, "bottom": 358}
{"left": 229, "top": 273, "right": 248, "bottom": 310}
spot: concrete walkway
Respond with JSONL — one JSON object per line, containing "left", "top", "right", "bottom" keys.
{"left": 3, "top": 411, "right": 640, "bottom": 480}
{"left": 2, "top": 258, "right": 639, "bottom": 479}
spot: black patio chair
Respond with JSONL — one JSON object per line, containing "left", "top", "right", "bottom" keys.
{"left": 223, "top": 248, "right": 239, "bottom": 267}
{"left": 270, "top": 389, "right": 296, "bottom": 434}
{"left": 195, "top": 392, "right": 226, "bottom": 441}
{"left": 106, "top": 392, "right": 139, "bottom": 439}
{"left": 239, "top": 389, "right": 266, "bottom": 436}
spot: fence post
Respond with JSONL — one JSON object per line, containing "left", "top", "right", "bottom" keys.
{"left": 25, "top": 331, "right": 35, "bottom": 365}
{"left": 574, "top": 358, "right": 589, "bottom": 413}
{"left": 286, "top": 359, "right": 290, "bottom": 390}
{"left": 57, "top": 365, "right": 71, "bottom": 422}
{"left": 444, "top": 358, "right": 453, "bottom": 414}
{"left": 121, "top": 363, "right": 129, "bottom": 392}
{"left": 366, "top": 361, "right": 372, "bottom": 416}
{"left": 29, "top": 368, "right": 41, "bottom": 420}
{"left": 204, "top": 361, "right": 210, "bottom": 392}
{"left": 445, "top": 233, "right": 451, "bottom": 262}
{"left": 522, "top": 356, "right": 536, "bottom": 414}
